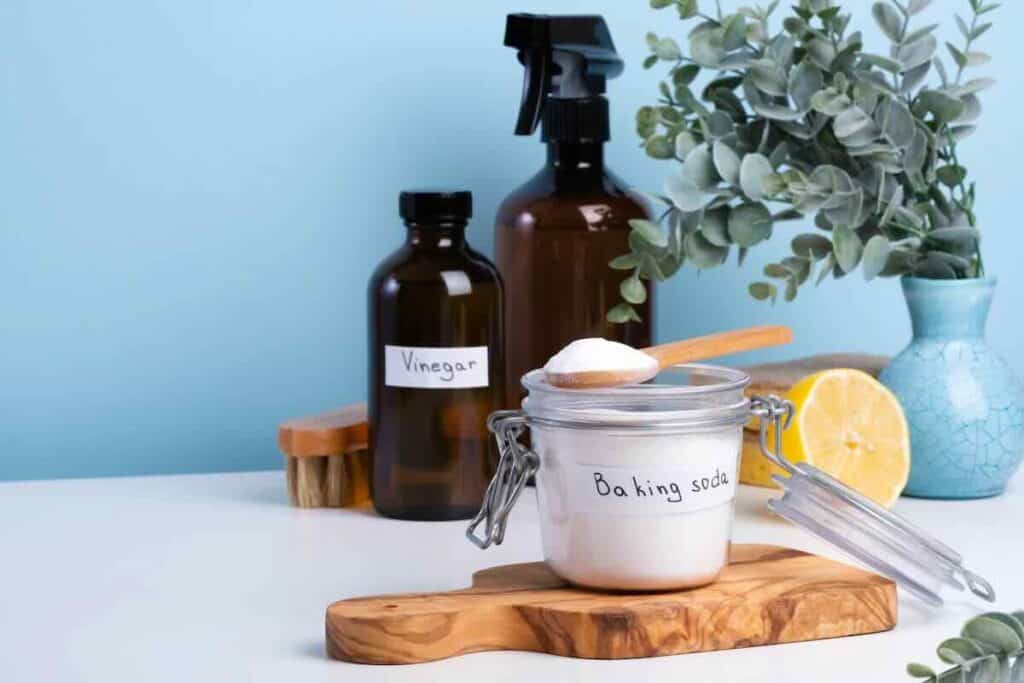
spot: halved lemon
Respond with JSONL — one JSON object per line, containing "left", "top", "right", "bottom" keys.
{"left": 781, "top": 369, "right": 910, "bottom": 508}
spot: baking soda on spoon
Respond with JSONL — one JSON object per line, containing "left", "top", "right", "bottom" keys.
{"left": 544, "top": 326, "right": 793, "bottom": 389}
{"left": 544, "top": 338, "right": 657, "bottom": 378}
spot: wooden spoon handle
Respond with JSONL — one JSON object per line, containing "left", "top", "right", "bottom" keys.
{"left": 643, "top": 325, "right": 793, "bottom": 369}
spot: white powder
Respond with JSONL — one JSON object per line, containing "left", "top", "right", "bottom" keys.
{"left": 544, "top": 338, "right": 657, "bottom": 375}
{"left": 532, "top": 422, "right": 741, "bottom": 590}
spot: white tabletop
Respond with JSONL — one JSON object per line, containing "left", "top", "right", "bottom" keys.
{"left": 2, "top": 470, "right": 1021, "bottom": 682}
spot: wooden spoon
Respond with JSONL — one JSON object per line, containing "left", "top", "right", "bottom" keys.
{"left": 545, "top": 325, "right": 793, "bottom": 389}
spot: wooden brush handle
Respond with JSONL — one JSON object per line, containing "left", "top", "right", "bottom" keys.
{"left": 278, "top": 403, "right": 368, "bottom": 458}
{"left": 644, "top": 325, "right": 793, "bottom": 369}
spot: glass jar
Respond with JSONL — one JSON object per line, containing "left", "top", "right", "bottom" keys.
{"left": 468, "top": 364, "right": 997, "bottom": 603}
{"left": 492, "top": 365, "right": 747, "bottom": 590}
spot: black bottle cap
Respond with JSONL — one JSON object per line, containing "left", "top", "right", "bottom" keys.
{"left": 399, "top": 190, "right": 472, "bottom": 224}
{"left": 541, "top": 97, "right": 610, "bottom": 143}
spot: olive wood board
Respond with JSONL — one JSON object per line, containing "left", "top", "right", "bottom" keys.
{"left": 325, "top": 543, "right": 897, "bottom": 664}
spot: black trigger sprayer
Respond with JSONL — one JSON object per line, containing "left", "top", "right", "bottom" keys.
{"left": 503, "top": 13, "right": 624, "bottom": 142}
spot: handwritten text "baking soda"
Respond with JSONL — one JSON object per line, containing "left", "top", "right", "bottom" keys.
{"left": 592, "top": 469, "right": 730, "bottom": 503}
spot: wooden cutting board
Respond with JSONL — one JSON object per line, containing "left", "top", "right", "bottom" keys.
{"left": 325, "top": 544, "right": 896, "bottom": 664}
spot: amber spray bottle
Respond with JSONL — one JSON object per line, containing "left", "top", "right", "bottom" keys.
{"left": 496, "top": 14, "right": 653, "bottom": 405}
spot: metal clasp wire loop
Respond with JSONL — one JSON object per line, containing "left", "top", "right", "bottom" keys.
{"left": 749, "top": 395, "right": 796, "bottom": 474}
{"left": 466, "top": 410, "right": 539, "bottom": 549}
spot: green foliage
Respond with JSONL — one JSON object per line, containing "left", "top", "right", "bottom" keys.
{"left": 611, "top": 0, "right": 998, "bottom": 319}
{"left": 907, "top": 611, "right": 1024, "bottom": 683}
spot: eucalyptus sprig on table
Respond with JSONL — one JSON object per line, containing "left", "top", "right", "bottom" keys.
{"left": 609, "top": 0, "right": 998, "bottom": 321}
{"left": 906, "top": 611, "right": 1024, "bottom": 683}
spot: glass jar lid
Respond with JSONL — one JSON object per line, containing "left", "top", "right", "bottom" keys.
{"left": 519, "top": 364, "right": 750, "bottom": 430}
{"left": 751, "top": 396, "right": 995, "bottom": 607}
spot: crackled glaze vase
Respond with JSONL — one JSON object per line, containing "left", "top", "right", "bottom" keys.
{"left": 880, "top": 277, "right": 1024, "bottom": 499}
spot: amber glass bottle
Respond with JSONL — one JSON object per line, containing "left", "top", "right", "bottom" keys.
{"left": 367, "top": 191, "right": 504, "bottom": 521}
{"left": 496, "top": 140, "right": 652, "bottom": 405}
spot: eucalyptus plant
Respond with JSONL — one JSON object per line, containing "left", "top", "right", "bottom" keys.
{"left": 906, "top": 611, "right": 1024, "bottom": 683}
{"left": 609, "top": 0, "right": 997, "bottom": 320}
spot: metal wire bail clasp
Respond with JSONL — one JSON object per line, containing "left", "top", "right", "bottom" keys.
{"left": 749, "top": 394, "right": 796, "bottom": 474}
{"left": 466, "top": 410, "right": 539, "bottom": 549}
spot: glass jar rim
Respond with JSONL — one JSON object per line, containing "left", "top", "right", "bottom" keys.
{"left": 519, "top": 363, "right": 751, "bottom": 430}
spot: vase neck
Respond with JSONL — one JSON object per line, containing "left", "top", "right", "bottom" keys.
{"left": 902, "top": 278, "right": 994, "bottom": 339}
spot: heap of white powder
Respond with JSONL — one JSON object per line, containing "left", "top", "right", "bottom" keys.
{"left": 544, "top": 338, "right": 657, "bottom": 375}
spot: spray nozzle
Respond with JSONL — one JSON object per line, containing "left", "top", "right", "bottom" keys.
{"left": 504, "top": 14, "right": 623, "bottom": 137}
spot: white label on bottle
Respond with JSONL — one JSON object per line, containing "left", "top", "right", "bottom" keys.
{"left": 565, "top": 457, "right": 737, "bottom": 515}
{"left": 384, "top": 345, "right": 489, "bottom": 389}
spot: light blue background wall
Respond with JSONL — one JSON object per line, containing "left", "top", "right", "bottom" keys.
{"left": 2, "top": 1, "right": 1021, "bottom": 480}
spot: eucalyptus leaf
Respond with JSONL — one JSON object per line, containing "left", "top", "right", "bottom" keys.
{"left": 665, "top": 173, "right": 707, "bottom": 212}
{"left": 812, "top": 88, "right": 853, "bottom": 116}
{"left": 936, "top": 165, "right": 967, "bottom": 188}
{"left": 748, "top": 282, "right": 777, "bottom": 302}
{"left": 789, "top": 60, "right": 823, "bottom": 112}
{"left": 862, "top": 235, "right": 891, "bottom": 280}
{"left": 712, "top": 140, "right": 742, "bottom": 185}
{"left": 979, "top": 613, "right": 1024, "bottom": 645}
{"left": 609, "top": 254, "right": 641, "bottom": 270}
{"left": 739, "top": 153, "right": 775, "bottom": 200}
{"left": 816, "top": 253, "right": 836, "bottom": 285}
{"left": 917, "top": 89, "right": 966, "bottom": 123}
{"left": 607, "top": 303, "right": 641, "bottom": 324}
{"left": 901, "top": 61, "right": 931, "bottom": 94}
{"left": 957, "top": 94, "right": 982, "bottom": 123}
{"left": 728, "top": 202, "right": 773, "bottom": 247}
{"left": 806, "top": 37, "right": 837, "bottom": 70}
{"left": 904, "top": 129, "right": 929, "bottom": 174}
{"left": 653, "top": 37, "right": 682, "bottom": 60}
{"left": 675, "top": 131, "right": 699, "bottom": 160}
{"left": 956, "top": 77, "right": 996, "bottom": 96}
{"left": 907, "top": 663, "right": 936, "bottom": 678}
{"left": 646, "top": 135, "right": 675, "bottom": 159}
{"left": 684, "top": 230, "right": 729, "bottom": 268}
{"left": 781, "top": 256, "right": 812, "bottom": 284}
{"left": 683, "top": 144, "right": 720, "bottom": 190}
{"left": 879, "top": 100, "right": 916, "bottom": 148}
{"left": 783, "top": 277, "right": 798, "bottom": 301}
{"left": 833, "top": 224, "right": 864, "bottom": 272}
{"left": 690, "top": 27, "right": 726, "bottom": 67}
{"left": 750, "top": 59, "right": 788, "bottom": 97}
{"left": 898, "top": 34, "right": 938, "bottom": 71}
{"left": 861, "top": 53, "right": 903, "bottom": 73}
{"left": 620, "top": 275, "right": 647, "bottom": 304}
{"left": 915, "top": 251, "right": 959, "bottom": 277}
{"left": 871, "top": 2, "right": 903, "bottom": 43}
{"left": 701, "top": 207, "right": 732, "bottom": 247}
{"left": 723, "top": 13, "right": 748, "bottom": 51}
{"left": 834, "top": 106, "right": 874, "bottom": 138}
{"left": 763, "top": 263, "right": 791, "bottom": 279}
{"left": 703, "top": 110, "right": 736, "bottom": 138}
{"left": 629, "top": 219, "right": 668, "bottom": 248}
{"left": 880, "top": 248, "right": 917, "bottom": 276}
{"left": 792, "top": 233, "right": 834, "bottom": 259}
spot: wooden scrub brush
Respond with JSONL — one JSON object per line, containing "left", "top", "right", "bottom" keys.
{"left": 278, "top": 403, "right": 371, "bottom": 508}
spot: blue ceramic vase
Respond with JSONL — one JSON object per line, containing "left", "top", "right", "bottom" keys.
{"left": 880, "top": 277, "right": 1024, "bottom": 499}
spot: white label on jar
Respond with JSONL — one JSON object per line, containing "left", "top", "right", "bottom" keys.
{"left": 566, "top": 457, "right": 737, "bottom": 515}
{"left": 384, "top": 345, "right": 489, "bottom": 389}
